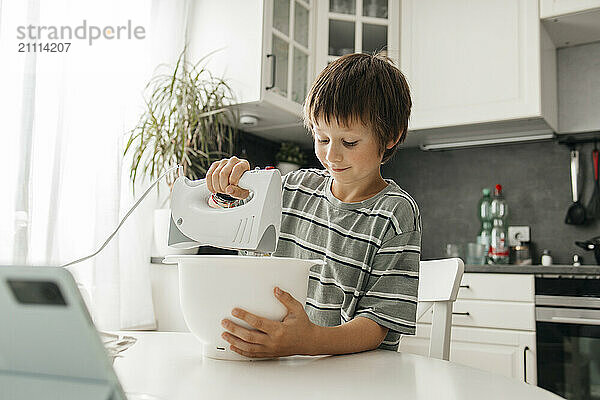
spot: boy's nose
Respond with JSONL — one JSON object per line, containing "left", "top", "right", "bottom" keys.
{"left": 325, "top": 144, "right": 343, "bottom": 163}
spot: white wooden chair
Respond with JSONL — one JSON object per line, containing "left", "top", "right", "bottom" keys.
{"left": 412, "top": 258, "right": 465, "bottom": 361}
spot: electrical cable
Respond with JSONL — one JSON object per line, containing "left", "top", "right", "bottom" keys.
{"left": 60, "top": 165, "right": 180, "bottom": 268}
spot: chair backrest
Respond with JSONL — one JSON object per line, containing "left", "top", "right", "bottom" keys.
{"left": 415, "top": 258, "right": 464, "bottom": 360}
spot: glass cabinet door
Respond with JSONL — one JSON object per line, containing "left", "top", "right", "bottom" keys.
{"left": 269, "top": 0, "right": 313, "bottom": 105}
{"left": 271, "top": 35, "right": 289, "bottom": 97}
{"left": 362, "top": 0, "right": 388, "bottom": 18}
{"left": 330, "top": 0, "right": 356, "bottom": 15}
{"left": 325, "top": 0, "right": 393, "bottom": 66}
{"left": 273, "top": 0, "right": 290, "bottom": 35}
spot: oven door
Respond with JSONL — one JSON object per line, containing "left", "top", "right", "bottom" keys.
{"left": 536, "top": 306, "right": 600, "bottom": 400}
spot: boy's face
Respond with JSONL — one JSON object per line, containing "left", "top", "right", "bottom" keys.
{"left": 312, "top": 118, "right": 391, "bottom": 185}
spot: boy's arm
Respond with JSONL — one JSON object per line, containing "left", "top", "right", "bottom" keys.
{"left": 308, "top": 316, "right": 388, "bottom": 356}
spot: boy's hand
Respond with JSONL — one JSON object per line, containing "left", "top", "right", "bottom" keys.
{"left": 220, "top": 287, "right": 317, "bottom": 358}
{"left": 206, "top": 157, "right": 251, "bottom": 199}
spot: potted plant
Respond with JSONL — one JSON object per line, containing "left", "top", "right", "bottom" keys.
{"left": 124, "top": 49, "right": 238, "bottom": 257}
{"left": 275, "top": 142, "right": 307, "bottom": 175}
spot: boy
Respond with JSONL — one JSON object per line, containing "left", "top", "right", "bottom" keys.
{"left": 206, "top": 53, "right": 421, "bottom": 358}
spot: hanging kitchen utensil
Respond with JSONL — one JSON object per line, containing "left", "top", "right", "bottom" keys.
{"left": 565, "top": 149, "right": 587, "bottom": 225}
{"left": 586, "top": 144, "right": 600, "bottom": 219}
{"left": 575, "top": 236, "right": 600, "bottom": 265}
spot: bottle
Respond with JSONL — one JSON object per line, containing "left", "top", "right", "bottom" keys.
{"left": 489, "top": 184, "right": 509, "bottom": 264}
{"left": 477, "top": 221, "right": 492, "bottom": 250}
{"left": 477, "top": 188, "right": 493, "bottom": 262}
{"left": 478, "top": 188, "right": 492, "bottom": 223}
{"left": 541, "top": 250, "right": 553, "bottom": 266}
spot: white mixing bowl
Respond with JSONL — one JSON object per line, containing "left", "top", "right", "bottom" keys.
{"left": 162, "top": 255, "right": 323, "bottom": 360}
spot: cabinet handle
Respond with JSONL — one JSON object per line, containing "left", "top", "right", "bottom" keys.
{"left": 452, "top": 311, "right": 470, "bottom": 316}
{"left": 459, "top": 285, "right": 470, "bottom": 289}
{"left": 550, "top": 316, "right": 600, "bottom": 326}
{"left": 265, "top": 54, "right": 276, "bottom": 90}
{"left": 523, "top": 346, "right": 530, "bottom": 383}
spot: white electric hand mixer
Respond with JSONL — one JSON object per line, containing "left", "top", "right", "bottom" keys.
{"left": 168, "top": 166, "right": 282, "bottom": 253}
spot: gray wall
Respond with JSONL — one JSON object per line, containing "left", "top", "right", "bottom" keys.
{"left": 383, "top": 141, "right": 600, "bottom": 265}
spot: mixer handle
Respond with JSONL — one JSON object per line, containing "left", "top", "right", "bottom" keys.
{"left": 237, "top": 169, "right": 280, "bottom": 193}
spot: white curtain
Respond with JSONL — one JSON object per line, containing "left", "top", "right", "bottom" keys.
{"left": 0, "top": 0, "right": 191, "bottom": 330}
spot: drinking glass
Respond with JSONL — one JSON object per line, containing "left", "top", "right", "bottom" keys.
{"left": 445, "top": 243, "right": 461, "bottom": 258}
{"left": 466, "top": 242, "right": 488, "bottom": 265}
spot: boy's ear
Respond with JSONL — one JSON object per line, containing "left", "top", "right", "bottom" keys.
{"left": 386, "top": 132, "right": 403, "bottom": 149}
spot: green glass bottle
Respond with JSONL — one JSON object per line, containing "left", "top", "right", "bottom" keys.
{"left": 477, "top": 188, "right": 492, "bottom": 263}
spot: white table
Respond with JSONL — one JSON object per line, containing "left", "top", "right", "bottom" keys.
{"left": 114, "top": 332, "right": 563, "bottom": 400}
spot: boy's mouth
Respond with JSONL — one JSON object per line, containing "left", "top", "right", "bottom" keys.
{"left": 331, "top": 167, "right": 349, "bottom": 172}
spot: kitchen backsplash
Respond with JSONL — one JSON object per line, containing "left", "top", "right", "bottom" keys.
{"left": 384, "top": 141, "right": 600, "bottom": 265}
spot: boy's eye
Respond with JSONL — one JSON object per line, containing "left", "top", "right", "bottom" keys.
{"left": 315, "top": 138, "right": 358, "bottom": 146}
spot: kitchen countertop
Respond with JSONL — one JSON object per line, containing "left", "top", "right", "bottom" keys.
{"left": 113, "top": 332, "right": 562, "bottom": 400}
{"left": 152, "top": 257, "right": 600, "bottom": 275}
{"left": 465, "top": 264, "right": 600, "bottom": 275}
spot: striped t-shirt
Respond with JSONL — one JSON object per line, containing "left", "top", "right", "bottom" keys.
{"left": 273, "top": 168, "right": 421, "bottom": 351}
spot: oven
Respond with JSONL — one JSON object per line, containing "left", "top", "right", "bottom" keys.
{"left": 536, "top": 276, "right": 600, "bottom": 400}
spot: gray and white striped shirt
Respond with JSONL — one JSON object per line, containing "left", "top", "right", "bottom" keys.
{"left": 274, "top": 169, "right": 421, "bottom": 351}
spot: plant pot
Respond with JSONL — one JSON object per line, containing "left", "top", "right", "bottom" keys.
{"left": 152, "top": 209, "right": 198, "bottom": 257}
{"left": 276, "top": 161, "right": 301, "bottom": 176}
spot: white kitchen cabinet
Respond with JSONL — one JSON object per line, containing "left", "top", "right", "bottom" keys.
{"left": 417, "top": 299, "right": 536, "bottom": 331}
{"left": 400, "top": 325, "right": 537, "bottom": 385}
{"left": 540, "top": 0, "right": 600, "bottom": 48}
{"left": 400, "top": 0, "right": 557, "bottom": 147}
{"left": 458, "top": 272, "right": 534, "bottom": 302}
{"left": 314, "top": 0, "right": 400, "bottom": 74}
{"left": 187, "top": 0, "right": 316, "bottom": 146}
{"left": 540, "top": 0, "right": 600, "bottom": 18}
{"left": 399, "top": 273, "right": 537, "bottom": 385}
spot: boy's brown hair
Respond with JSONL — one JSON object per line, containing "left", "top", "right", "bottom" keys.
{"left": 303, "top": 52, "right": 411, "bottom": 164}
